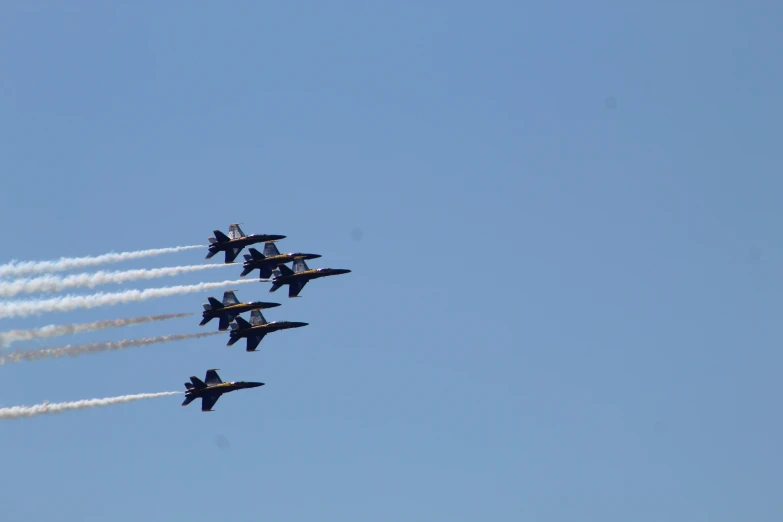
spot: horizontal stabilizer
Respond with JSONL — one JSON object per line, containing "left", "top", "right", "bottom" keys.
{"left": 208, "top": 237, "right": 218, "bottom": 244}
{"left": 199, "top": 317, "right": 212, "bottom": 326}
{"left": 182, "top": 395, "right": 196, "bottom": 406}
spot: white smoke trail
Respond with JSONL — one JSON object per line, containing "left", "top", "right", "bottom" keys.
{"left": 0, "top": 279, "right": 257, "bottom": 319}
{"left": 0, "top": 392, "right": 181, "bottom": 420}
{"left": 0, "top": 245, "right": 202, "bottom": 279}
{"left": 0, "top": 331, "right": 222, "bottom": 365}
{"left": 0, "top": 313, "right": 193, "bottom": 348}
{"left": 0, "top": 263, "right": 232, "bottom": 298}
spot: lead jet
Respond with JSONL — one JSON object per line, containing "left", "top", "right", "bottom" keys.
{"left": 181, "top": 369, "right": 264, "bottom": 412}
{"left": 240, "top": 242, "right": 322, "bottom": 279}
{"left": 200, "top": 290, "right": 281, "bottom": 331}
{"left": 206, "top": 223, "right": 287, "bottom": 264}
{"left": 227, "top": 309, "right": 309, "bottom": 352}
{"left": 269, "top": 258, "right": 351, "bottom": 298}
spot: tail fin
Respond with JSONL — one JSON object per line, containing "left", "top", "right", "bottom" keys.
{"left": 263, "top": 242, "right": 281, "bottom": 257}
{"left": 207, "top": 297, "right": 224, "bottom": 309}
{"left": 202, "top": 303, "right": 212, "bottom": 311}
{"left": 184, "top": 382, "right": 194, "bottom": 390}
{"left": 213, "top": 230, "right": 231, "bottom": 243}
{"left": 189, "top": 376, "right": 207, "bottom": 389}
{"left": 243, "top": 253, "right": 253, "bottom": 261}
{"left": 277, "top": 264, "right": 295, "bottom": 277}
{"left": 248, "top": 248, "right": 266, "bottom": 261}
{"left": 234, "top": 315, "right": 252, "bottom": 330}
{"left": 208, "top": 237, "right": 218, "bottom": 244}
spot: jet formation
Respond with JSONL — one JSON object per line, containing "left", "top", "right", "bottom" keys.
{"left": 200, "top": 290, "right": 280, "bottom": 331}
{"left": 240, "top": 242, "right": 321, "bottom": 279}
{"left": 188, "top": 223, "right": 351, "bottom": 410}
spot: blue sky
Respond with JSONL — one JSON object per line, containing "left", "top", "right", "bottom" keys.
{"left": 1, "top": 2, "right": 782, "bottom": 520}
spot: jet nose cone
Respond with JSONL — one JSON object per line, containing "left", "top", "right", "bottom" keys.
{"left": 269, "top": 302, "right": 282, "bottom": 308}
{"left": 250, "top": 382, "right": 265, "bottom": 388}
{"left": 336, "top": 269, "right": 351, "bottom": 275}
{"left": 310, "top": 254, "right": 322, "bottom": 259}
{"left": 269, "top": 234, "right": 287, "bottom": 241}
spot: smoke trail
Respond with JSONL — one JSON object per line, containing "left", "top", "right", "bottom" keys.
{"left": 0, "top": 392, "right": 181, "bottom": 420}
{"left": 0, "top": 313, "right": 193, "bottom": 348}
{"left": 0, "top": 279, "right": 257, "bottom": 319}
{"left": 0, "top": 331, "right": 222, "bottom": 365}
{"left": 0, "top": 263, "right": 233, "bottom": 298}
{"left": 0, "top": 245, "right": 202, "bottom": 279}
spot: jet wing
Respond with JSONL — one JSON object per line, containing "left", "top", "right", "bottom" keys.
{"left": 201, "top": 393, "right": 221, "bottom": 412}
{"left": 222, "top": 291, "right": 239, "bottom": 306}
{"left": 289, "top": 280, "right": 308, "bottom": 298}
{"left": 205, "top": 369, "right": 223, "bottom": 385}
{"left": 218, "top": 316, "right": 231, "bottom": 331}
{"left": 246, "top": 332, "right": 267, "bottom": 352}
{"left": 228, "top": 223, "right": 246, "bottom": 239}
{"left": 224, "top": 247, "right": 243, "bottom": 264}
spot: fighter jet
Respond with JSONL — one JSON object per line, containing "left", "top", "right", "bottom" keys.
{"left": 240, "top": 242, "right": 322, "bottom": 279}
{"left": 206, "top": 223, "right": 287, "bottom": 264}
{"left": 227, "top": 309, "right": 309, "bottom": 352}
{"left": 200, "top": 290, "right": 281, "bottom": 331}
{"left": 269, "top": 258, "right": 351, "bottom": 298}
{"left": 181, "top": 369, "right": 264, "bottom": 412}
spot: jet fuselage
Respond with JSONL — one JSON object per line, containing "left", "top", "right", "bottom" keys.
{"left": 185, "top": 381, "right": 264, "bottom": 401}
{"left": 273, "top": 268, "right": 351, "bottom": 284}
{"left": 208, "top": 234, "right": 286, "bottom": 256}
{"left": 202, "top": 301, "right": 280, "bottom": 321}
{"left": 231, "top": 321, "right": 309, "bottom": 339}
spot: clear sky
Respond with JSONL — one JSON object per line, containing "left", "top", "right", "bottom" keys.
{"left": 1, "top": 2, "right": 781, "bottom": 520}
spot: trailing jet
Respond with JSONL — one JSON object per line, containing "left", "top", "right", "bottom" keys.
{"left": 206, "top": 223, "right": 286, "bottom": 263}
{"left": 181, "top": 369, "right": 264, "bottom": 412}
{"left": 269, "top": 258, "right": 351, "bottom": 298}
{"left": 227, "top": 309, "right": 308, "bottom": 352}
{"left": 200, "top": 290, "right": 281, "bottom": 331}
{"left": 240, "top": 242, "right": 322, "bottom": 279}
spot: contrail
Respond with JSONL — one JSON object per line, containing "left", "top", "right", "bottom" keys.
{"left": 0, "top": 391, "right": 181, "bottom": 420}
{"left": 0, "top": 313, "right": 193, "bottom": 348}
{"left": 0, "top": 245, "right": 202, "bottom": 279}
{"left": 0, "top": 263, "right": 233, "bottom": 298}
{"left": 0, "top": 331, "right": 222, "bottom": 365}
{"left": 0, "top": 279, "right": 258, "bottom": 319}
